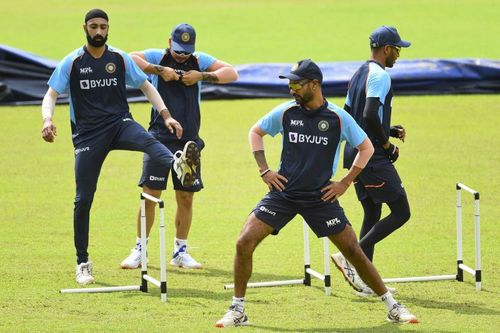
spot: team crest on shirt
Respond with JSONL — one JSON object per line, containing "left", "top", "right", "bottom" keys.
{"left": 318, "top": 120, "right": 329, "bottom": 131}
{"left": 105, "top": 62, "right": 116, "bottom": 74}
{"left": 181, "top": 32, "right": 190, "bottom": 42}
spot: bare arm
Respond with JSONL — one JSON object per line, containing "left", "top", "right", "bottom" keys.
{"left": 249, "top": 124, "right": 288, "bottom": 191}
{"left": 181, "top": 59, "right": 238, "bottom": 86}
{"left": 40, "top": 88, "right": 59, "bottom": 143}
{"left": 130, "top": 52, "right": 179, "bottom": 81}
{"left": 321, "top": 137, "right": 374, "bottom": 202}
{"left": 140, "top": 81, "right": 183, "bottom": 139}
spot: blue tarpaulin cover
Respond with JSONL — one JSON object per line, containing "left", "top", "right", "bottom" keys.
{"left": 1, "top": 44, "right": 499, "bottom": 105}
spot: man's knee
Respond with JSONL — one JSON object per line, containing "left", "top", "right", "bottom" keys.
{"left": 176, "top": 191, "right": 194, "bottom": 208}
{"left": 74, "top": 192, "right": 95, "bottom": 210}
{"left": 236, "top": 233, "right": 258, "bottom": 257}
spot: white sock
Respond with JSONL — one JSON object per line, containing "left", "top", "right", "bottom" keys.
{"left": 135, "top": 237, "right": 148, "bottom": 251}
{"left": 174, "top": 238, "right": 188, "bottom": 255}
{"left": 231, "top": 296, "right": 245, "bottom": 312}
{"left": 380, "top": 291, "right": 398, "bottom": 311}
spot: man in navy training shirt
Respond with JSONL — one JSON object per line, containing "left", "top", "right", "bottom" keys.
{"left": 40, "top": 9, "right": 198, "bottom": 285}
{"left": 331, "top": 25, "right": 412, "bottom": 297}
{"left": 215, "top": 59, "right": 418, "bottom": 327}
{"left": 120, "top": 23, "right": 238, "bottom": 270}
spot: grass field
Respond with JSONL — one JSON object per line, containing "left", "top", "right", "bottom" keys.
{"left": 1, "top": 1, "right": 500, "bottom": 332}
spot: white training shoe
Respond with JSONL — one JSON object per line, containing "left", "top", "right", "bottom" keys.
{"left": 331, "top": 252, "right": 369, "bottom": 292}
{"left": 76, "top": 262, "right": 95, "bottom": 285}
{"left": 120, "top": 248, "right": 143, "bottom": 269}
{"left": 173, "top": 141, "right": 200, "bottom": 187}
{"left": 356, "top": 285, "right": 397, "bottom": 297}
{"left": 215, "top": 305, "right": 250, "bottom": 328}
{"left": 387, "top": 303, "right": 418, "bottom": 324}
{"left": 170, "top": 252, "right": 202, "bottom": 269}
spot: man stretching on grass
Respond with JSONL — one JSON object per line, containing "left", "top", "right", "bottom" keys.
{"left": 215, "top": 59, "right": 418, "bottom": 327}
{"left": 40, "top": 9, "right": 198, "bottom": 285}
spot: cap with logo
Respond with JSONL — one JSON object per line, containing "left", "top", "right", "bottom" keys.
{"left": 279, "top": 59, "right": 323, "bottom": 83}
{"left": 369, "top": 26, "right": 411, "bottom": 48}
{"left": 170, "top": 23, "right": 196, "bottom": 54}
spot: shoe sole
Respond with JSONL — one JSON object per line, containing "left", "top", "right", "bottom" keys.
{"left": 120, "top": 263, "right": 141, "bottom": 269}
{"left": 180, "top": 141, "right": 200, "bottom": 187}
{"left": 330, "top": 254, "right": 363, "bottom": 292}
{"left": 387, "top": 317, "right": 419, "bottom": 324}
{"left": 169, "top": 261, "right": 202, "bottom": 269}
{"left": 215, "top": 319, "right": 250, "bottom": 328}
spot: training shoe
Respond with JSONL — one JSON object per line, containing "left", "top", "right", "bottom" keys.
{"left": 331, "top": 252, "right": 369, "bottom": 292}
{"left": 173, "top": 141, "right": 200, "bottom": 187}
{"left": 215, "top": 305, "right": 250, "bottom": 328}
{"left": 387, "top": 303, "right": 418, "bottom": 324}
{"left": 120, "top": 248, "right": 143, "bottom": 269}
{"left": 356, "top": 285, "right": 397, "bottom": 297}
{"left": 170, "top": 252, "right": 203, "bottom": 269}
{"left": 76, "top": 262, "right": 95, "bottom": 285}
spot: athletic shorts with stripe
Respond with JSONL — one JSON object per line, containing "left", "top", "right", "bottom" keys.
{"left": 252, "top": 191, "right": 350, "bottom": 237}
{"left": 354, "top": 160, "right": 407, "bottom": 204}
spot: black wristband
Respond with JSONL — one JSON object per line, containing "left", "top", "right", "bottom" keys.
{"left": 260, "top": 169, "right": 271, "bottom": 177}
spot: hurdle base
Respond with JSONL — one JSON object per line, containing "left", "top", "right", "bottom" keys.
{"left": 382, "top": 275, "right": 456, "bottom": 284}
{"left": 60, "top": 285, "right": 141, "bottom": 294}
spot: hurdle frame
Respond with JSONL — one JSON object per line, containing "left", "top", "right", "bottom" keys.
{"left": 60, "top": 192, "right": 168, "bottom": 301}
{"left": 381, "top": 182, "right": 481, "bottom": 291}
{"left": 224, "top": 220, "right": 332, "bottom": 295}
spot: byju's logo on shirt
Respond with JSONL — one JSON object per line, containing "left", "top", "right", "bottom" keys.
{"left": 290, "top": 119, "right": 304, "bottom": 127}
{"left": 80, "top": 67, "right": 93, "bottom": 74}
{"left": 325, "top": 218, "right": 341, "bottom": 228}
{"left": 80, "top": 78, "right": 118, "bottom": 90}
{"left": 288, "top": 132, "right": 328, "bottom": 145}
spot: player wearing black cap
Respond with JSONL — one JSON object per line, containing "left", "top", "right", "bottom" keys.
{"left": 40, "top": 9, "right": 198, "bottom": 285}
{"left": 216, "top": 59, "right": 417, "bottom": 327}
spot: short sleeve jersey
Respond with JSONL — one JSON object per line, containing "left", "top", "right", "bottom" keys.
{"left": 343, "top": 61, "right": 393, "bottom": 167}
{"left": 258, "top": 100, "right": 367, "bottom": 200}
{"left": 48, "top": 45, "right": 147, "bottom": 144}
{"left": 141, "top": 49, "right": 216, "bottom": 142}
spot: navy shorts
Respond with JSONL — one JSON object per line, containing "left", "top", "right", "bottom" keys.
{"left": 139, "top": 138, "right": 204, "bottom": 192}
{"left": 354, "top": 161, "right": 407, "bottom": 204}
{"left": 252, "top": 191, "right": 350, "bottom": 237}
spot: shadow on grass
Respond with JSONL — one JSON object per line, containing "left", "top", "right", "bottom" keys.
{"left": 250, "top": 322, "right": 429, "bottom": 333}
{"left": 400, "top": 295, "right": 500, "bottom": 316}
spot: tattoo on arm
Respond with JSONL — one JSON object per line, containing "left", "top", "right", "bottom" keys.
{"left": 154, "top": 65, "right": 164, "bottom": 74}
{"left": 201, "top": 72, "right": 219, "bottom": 82}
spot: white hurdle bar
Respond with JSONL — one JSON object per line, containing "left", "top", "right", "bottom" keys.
{"left": 382, "top": 183, "right": 481, "bottom": 291}
{"left": 60, "top": 192, "right": 168, "bottom": 301}
{"left": 224, "top": 220, "right": 331, "bottom": 295}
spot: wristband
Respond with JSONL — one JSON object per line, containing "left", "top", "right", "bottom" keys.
{"left": 260, "top": 169, "right": 271, "bottom": 177}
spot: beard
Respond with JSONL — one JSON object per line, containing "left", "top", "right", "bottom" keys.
{"left": 86, "top": 32, "right": 108, "bottom": 47}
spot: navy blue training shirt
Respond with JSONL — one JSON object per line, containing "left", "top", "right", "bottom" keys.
{"left": 48, "top": 45, "right": 147, "bottom": 145}
{"left": 258, "top": 100, "right": 367, "bottom": 200}
{"left": 343, "top": 60, "right": 393, "bottom": 168}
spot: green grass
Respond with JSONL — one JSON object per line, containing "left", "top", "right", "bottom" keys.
{"left": 1, "top": 1, "right": 500, "bottom": 332}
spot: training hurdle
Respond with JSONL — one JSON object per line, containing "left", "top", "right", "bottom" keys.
{"left": 224, "top": 220, "right": 332, "bottom": 295}
{"left": 382, "top": 182, "right": 481, "bottom": 291}
{"left": 60, "top": 192, "right": 168, "bottom": 302}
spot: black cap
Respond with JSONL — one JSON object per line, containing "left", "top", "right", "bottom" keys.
{"left": 369, "top": 26, "right": 411, "bottom": 48}
{"left": 85, "top": 9, "right": 109, "bottom": 23}
{"left": 279, "top": 59, "right": 323, "bottom": 83}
